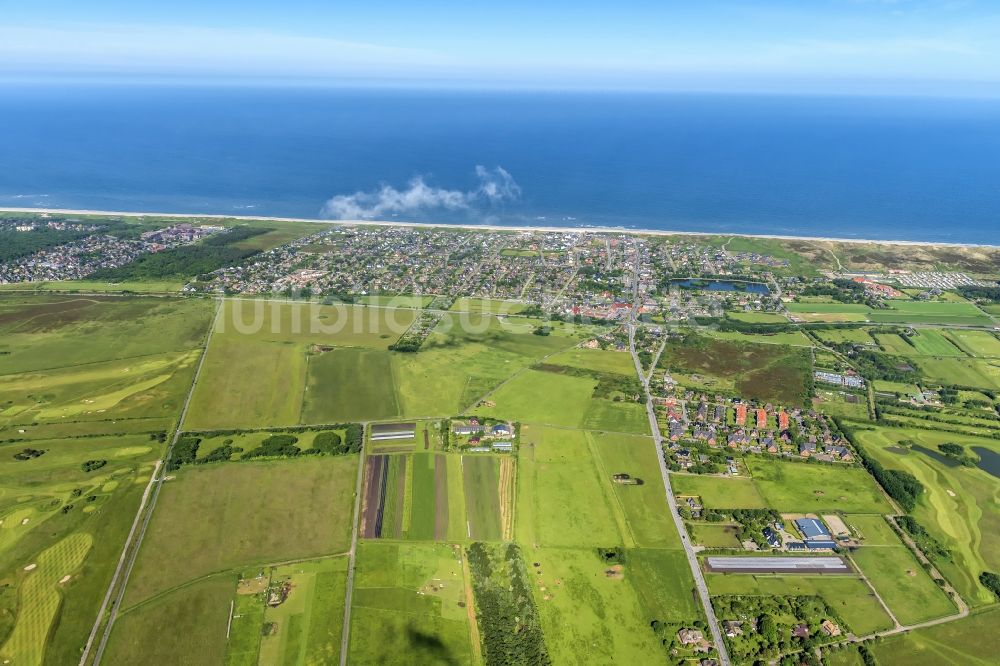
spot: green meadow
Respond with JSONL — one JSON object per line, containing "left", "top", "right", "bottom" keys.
{"left": 745, "top": 457, "right": 892, "bottom": 514}
{"left": 851, "top": 542, "right": 955, "bottom": 625}
{"left": 871, "top": 607, "right": 999, "bottom": 666}
{"left": 671, "top": 474, "right": 769, "bottom": 509}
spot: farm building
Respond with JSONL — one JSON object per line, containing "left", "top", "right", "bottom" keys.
{"left": 795, "top": 518, "right": 833, "bottom": 541}
{"left": 467, "top": 446, "right": 491, "bottom": 452}
{"left": 491, "top": 423, "right": 513, "bottom": 436}
{"left": 453, "top": 424, "right": 484, "bottom": 435}
{"left": 370, "top": 422, "right": 416, "bottom": 441}
{"left": 492, "top": 441, "right": 513, "bottom": 451}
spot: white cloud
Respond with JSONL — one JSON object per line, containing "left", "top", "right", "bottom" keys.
{"left": 320, "top": 166, "right": 521, "bottom": 220}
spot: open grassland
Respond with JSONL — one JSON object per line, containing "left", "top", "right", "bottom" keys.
{"left": 529, "top": 547, "right": 694, "bottom": 665}
{"left": 874, "top": 333, "right": 916, "bottom": 355}
{"left": 123, "top": 456, "right": 358, "bottom": 607}
{"left": 813, "top": 389, "right": 870, "bottom": 420}
{"left": 851, "top": 543, "right": 955, "bottom": 625}
{"left": 726, "top": 311, "right": 789, "bottom": 324}
{"left": 907, "top": 329, "right": 967, "bottom": 356}
{"left": 845, "top": 514, "right": 899, "bottom": 545}
{"left": 186, "top": 300, "right": 416, "bottom": 429}
{"left": 0, "top": 295, "right": 214, "bottom": 374}
{"left": 947, "top": 329, "right": 1000, "bottom": 357}
{"left": 671, "top": 474, "right": 769, "bottom": 509}
{"left": 746, "top": 458, "right": 892, "bottom": 513}
{"left": 872, "top": 379, "right": 920, "bottom": 394}
{"left": 448, "top": 297, "right": 528, "bottom": 314}
{"left": 473, "top": 368, "right": 649, "bottom": 434}
{"left": 870, "top": 300, "right": 993, "bottom": 327}
{"left": 916, "top": 357, "right": 1000, "bottom": 390}
{"left": 814, "top": 328, "right": 875, "bottom": 345}
{"left": 706, "top": 574, "right": 894, "bottom": 636}
{"left": 591, "top": 432, "right": 682, "bottom": 548}
{"left": 853, "top": 425, "right": 1000, "bottom": 606}
{"left": 871, "top": 607, "right": 999, "bottom": 666}
{"left": 709, "top": 329, "right": 814, "bottom": 347}
{"left": 105, "top": 577, "right": 233, "bottom": 666}
{"left": 544, "top": 347, "right": 636, "bottom": 375}
{"left": 348, "top": 542, "right": 473, "bottom": 665}
{"left": 0, "top": 279, "right": 185, "bottom": 293}
{"left": 355, "top": 294, "right": 433, "bottom": 308}
{"left": 256, "top": 558, "right": 349, "bottom": 666}
{"left": 515, "top": 426, "right": 624, "bottom": 548}
{"left": 688, "top": 523, "right": 742, "bottom": 548}
{"left": 658, "top": 334, "right": 813, "bottom": 406}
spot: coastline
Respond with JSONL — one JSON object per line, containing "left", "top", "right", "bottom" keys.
{"left": 2, "top": 206, "right": 998, "bottom": 250}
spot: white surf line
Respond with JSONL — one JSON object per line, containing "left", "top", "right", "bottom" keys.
{"left": 2, "top": 206, "right": 998, "bottom": 249}
{"left": 87, "top": 298, "right": 223, "bottom": 666}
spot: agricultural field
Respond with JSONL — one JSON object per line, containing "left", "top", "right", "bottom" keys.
{"left": 709, "top": 329, "right": 814, "bottom": 347}
{"left": 544, "top": 346, "right": 636, "bottom": 375}
{"left": 852, "top": 425, "right": 1000, "bottom": 606}
{"left": 947, "top": 329, "right": 1000, "bottom": 357}
{"left": 472, "top": 366, "right": 649, "bottom": 434}
{"left": 872, "top": 379, "right": 921, "bottom": 395}
{"left": 851, "top": 540, "right": 955, "bottom": 625}
{"left": 671, "top": 474, "right": 769, "bottom": 509}
{"left": 359, "top": 451, "right": 512, "bottom": 542}
{"left": 869, "top": 300, "right": 993, "bottom": 327}
{"left": 186, "top": 300, "right": 416, "bottom": 429}
{"left": 813, "top": 328, "right": 875, "bottom": 345}
{"left": 348, "top": 542, "right": 475, "bottom": 664}
{"left": 725, "top": 311, "right": 789, "bottom": 323}
{"left": 745, "top": 457, "right": 893, "bottom": 514}
{"left": 448, "top": 297, "right": 528, "bottom": 314}
{"left": 871, "top": 606, "right": 999, "bottom": 666}
{"left": 121, "top": 455, "right": 358, "bottom": 607}
{"left": 355, "top": 294, "right": 433, "bottom": 308}
{"left": 657, "top": 333, "right": 813, "bottom": 405}
{"left": 915, "top": 357, "right": 1000, "bottom": 390}
{"left": 785, "top": 302, "right": 871, "bottom": 323}
{"left": 706, "top": 574, "right": 894, "bottom": 636}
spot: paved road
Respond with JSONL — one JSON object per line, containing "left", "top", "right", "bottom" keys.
{"left": 87, "top": 298, "right": 223, "bottom": 665}
{"left": 339, "top": 429, "right": 368, "bottom": 666}
{"left": 625, "top": 252, "right": 731, "bottom": 666}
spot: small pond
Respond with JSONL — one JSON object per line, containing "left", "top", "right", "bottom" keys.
{"left": 971, "top": 447, "right": 1000, "bottom": 480}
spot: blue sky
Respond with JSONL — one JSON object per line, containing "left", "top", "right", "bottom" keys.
{"left": 3, "top": 1, "right": 999, "bottom": 95}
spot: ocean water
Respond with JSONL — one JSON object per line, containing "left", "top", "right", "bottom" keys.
{"left": 1, "top": 84, "right": 999, "bottom": 244}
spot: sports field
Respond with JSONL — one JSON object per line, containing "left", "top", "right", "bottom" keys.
{"left": 745, "top": 458, "right": 892, "bottom": 513}
{"left": 853, "top": 425, "right": 1000, "bottom": 606}
{"left": 348, "top": 542, "right": 474, "bottom": 664}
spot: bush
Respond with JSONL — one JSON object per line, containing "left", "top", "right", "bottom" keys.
{"left": 312, "top": 431, "right": 344, "bottom": 454}
{"left": 81, "top": 460, "right": 107, "bottom": 473}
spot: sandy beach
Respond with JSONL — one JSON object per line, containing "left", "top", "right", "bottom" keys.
{"left": 1, "top": 206, "right": 997, "bottom": 249}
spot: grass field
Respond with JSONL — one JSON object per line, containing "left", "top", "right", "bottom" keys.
{"left": 709, "top": 329, "right": 815, "bottom": 347}
{"left": 0, "top": 279, "right": 185, "bottom": 293}
{"left": 872, "top": 379, "right": 921, "bottom": 395}
{"left": 302, "top": 347, "right": 399, "bottom": 423}
{"left": 688, "top": 523, "right": 742, "bottom": 548}
{"left": 671, "top": 474, "right": 769, "bottom": 509}
{"left": 123, "top": 455, "right": 358, "bottom": 606}
{"left": 907, "top": 329, "right": 967, "bottom": 356}
{"left": 851, "top": 543, "right": 955, "bottom": 625}
{"left": 947, "top": 329, "right": 1000, "bottom": 357}
{"left": 590, "top": 432, "right": 682, "bottom": 548}
{"left": 852, "top": 425, "right": 1000, "bottom": 606}
{"left": 871, "top": 607, "right": 999, "bottom": 666}
{"left": 103, "top": 577, "right": 233, "bottom": 666}
{"left": 746, "top": 458, "right": 892, "bottom": 513}
{"left": 726, "top": 311, "right": 789, "bottom": 324}
{"left": 448, "top": 297, "right": 528, "bottom": 314}
{"left": 256, "top": 557, "right": 349, "bottom": 666}
{"left": 186, "top": 300, "right": 416, "bottom": 428}
{"left": 814, "top": 329, "right": 875, "bottom": 345}
{"left": 515, "top": 426, "right": 624, "bottom": 547}
{"left": 915, "top": 357, "right": 1000, "bottom": 390}
{"left": 544, "top": 347, "right": 636, "bottom": 375}
{"left": 813, "top": 389, "right": 870, "bottom": 420}
{"left": 845, "top": 514, "right": 899, "bottom": 545}
{"left": 355, "top": 294, "right": 434, "bottom": 308}
{"left": 463, "top": 455, "right": 503, "bottom": 541}
{"left": 706, "top": 574, "right": 894, "bottom": 635}
{"left": 348, "top": 542, "right": 473, "bottom": 664}
{"left": 529, "top": 547, "right": 691, "bottom": 665}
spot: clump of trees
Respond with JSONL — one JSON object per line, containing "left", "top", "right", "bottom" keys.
{"left": 896, "top": 516, "right": 951, "bottom": 562}
{"left": 980, "top": 571, "right": 1000, "bottom": 600}
{"left": 81, "top": 459, "right": 107, "bottom": 473}
{"left": 13, "top": 448, "right": 44, "bottom": 461}
{"left": 241, "top": 434, "right": 301, "bottom": 459}
{"left": 467, "top": 542, "right": 551, "bottom": 666}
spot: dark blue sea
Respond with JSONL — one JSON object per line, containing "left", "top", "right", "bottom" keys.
{"left": 2, "top": 84, "right": 999, "bottom": 244}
